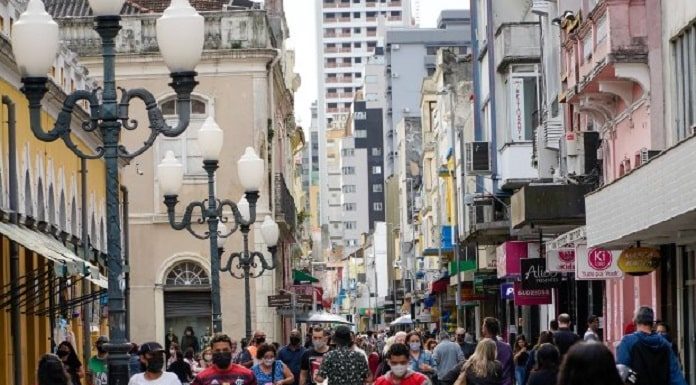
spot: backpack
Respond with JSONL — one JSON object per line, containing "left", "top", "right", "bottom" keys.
{"left": 630, "top": 340, "right": 670, "bottom": 385}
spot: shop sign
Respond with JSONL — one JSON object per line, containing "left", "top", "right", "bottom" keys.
{"left": 461, "top": 283, "right": 486, "bottom": 301}
{"left": 478, "top": 245, "right": 497, "bottom": 270}
{"left": 513, "top": 281, "right": 552, "bottom": 305}
{"left": 546, "top": 248, "right": 576, "bottom": 273}
{"left": 618, "top": 247, "right": 661, "bottom": 276}
{"left": 575, "top": 243, "right": 623, "bottom": 280}
{"left": 501, "top": 283, "right": 514, "bottom": 300}
{"left": 521, "top": 258, "right": 562, "bottom": 289}
{"left": 474, "top": 272, "right": 499, "bottom": 295}
{"left": 268, "top": 294, "right": 292, "bottom": 307}
{"left": 496, "top": 241, "right": 539, "bottom": 279}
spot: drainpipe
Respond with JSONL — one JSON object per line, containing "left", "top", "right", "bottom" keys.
{"left": 485, "top": 0, "right": 499, "bottom": 194}
{"left": 80, "top": 158, "right": 91, "bottom": 366}
{"left": 121, "top": 185, "right": 130, "bottom": 339}
{"left": 267, "top": 48, "right": 281, "bottom": 339}
{"left": 4, "top": 95, "right": 22, "bottom": 385}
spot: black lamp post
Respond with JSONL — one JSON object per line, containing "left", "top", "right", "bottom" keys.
{"left": 12, "top": 1, "right": 205, "bottom": 384}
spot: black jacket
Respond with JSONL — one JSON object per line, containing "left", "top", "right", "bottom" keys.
{"left": 552, "top": 328, "right": 580, "bottom": 357}
{"left": 526, "top": 369, "right": 558, "bottom": 385}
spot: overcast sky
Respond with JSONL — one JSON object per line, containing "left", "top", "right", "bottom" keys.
{"left": 285, "top": 0, "right": 468, "bottom": 127}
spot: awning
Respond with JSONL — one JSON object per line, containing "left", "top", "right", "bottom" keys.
{"left": 0, "top": 221, "right": 108, "bottom": 288}
{"left": 429, "top": 277, "right": 449, "bottom": 295}
{"left": 293, "top": 269, "right": 319, "bottom": 283}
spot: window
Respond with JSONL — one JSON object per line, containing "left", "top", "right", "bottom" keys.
{"left": 390, "top": 11, "right": 401, "bottom": 16}
{"left": 342, "top": 166, "right": 356, "bottom": 175}
{"left": 355, "top": 57, "right": 362, "bottom": 64}
{"left": 342, "top": 28, "right": 351, "bottom": 34}
{"left": 342, "top": 185, "right": 356, "bottom": 193}
{"left": 582, "top": 33, "right": 593, "bottom": 61}
{"left": 372, "top": 148, "right": 382, "bottom": 156}
{"left": 345, "top": 239, "right": 358, "bottom": 247}
{"left": 341, "top": 148, "right": 354, "bottom": 156}
{"left": 354, "top": 42, "right": 362, "bottom": 48}
{"left": 356, "top": 73, "right": 362, "bottom": 78}
{"left": 328, "top": 102, "right": 337, "bottom": 108}
{"left": 596, "top": 15, "right": 607, "bottom": 44}
{"left": 373, "top": 184, "right": 383, "bottom": 193}
{"left": 159, "top": 98, "right": 209, "bottom": 175}
{"left": 372, "top": 166, "right": 382, "bottom": 174}
{"left": 366, "top": 92, "right": 378, "bottom": 101}
{"left": 373, "top": 202, "right": 383, "bottom": 211}
{"left": 342, "top": 43, "right": 351, "bottom": 48}
{"left": 344, "top": 203, "right": 357, "bottom": 211}
{"left": 426, "top": 46, "right": 439, "bottom": 55}
{"left": 166, "top": 261, "right": 210, "bottom": 286}
{"left": 344, "top": 221, "right": 357, "bottom": 230}
{"left": 353, "top": 12, "right": 361, "bottom": 17}
{"left": 355, "top": 130, "right": 367, "bottom": 138}
{"left": 673, "top": 25, "right": 696, "bottom": 140}
{"left": 354, "top": 28, "right": 361, "bottom": 33}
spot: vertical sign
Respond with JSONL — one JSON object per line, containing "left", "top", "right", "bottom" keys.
{"left": 509, "top": 77, "right": 525, "bottom": 142}
{"left": 575, "top": 243, "right": 623, "bottom": 280}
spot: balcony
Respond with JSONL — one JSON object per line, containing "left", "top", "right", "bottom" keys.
{"left": 494, "top": 22, "right": 541, "bottom": 72}
{"left": 499, "top": 143, "right": 537, "bottom": 190}
{"left": 275, "top": 173, "right": 297, "bottom": 232}
{"left": 464, "top": 197, "right": 510, "bottom": 244}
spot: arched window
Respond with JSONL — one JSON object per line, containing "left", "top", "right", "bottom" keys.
{"left": 158, "top": 96, "right": 209, "bottom": 176}
{"left": 70, "top": 197, "right": 78, "bottom": 235}
{"left": 37, "top": 179, "right": 45, "bottom": 221}
{"left": 165, "top": 261, "right": 210, "bottom": 286}
{"left": 59, "top": 191, "right": 66, "bottom": 231}
{"left": 48, "top": 185, "right": 56, "bottom": 225}
{"left": 24, "top": 170, "right": 33, "bottom": 216}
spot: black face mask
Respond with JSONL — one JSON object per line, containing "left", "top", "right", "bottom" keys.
{"left": 290, "top": 337, "right": 301, "bottom": 346}
{"left": 212, "top": 352, "right": 232, "bottom": 369}
{"left": 146, "top": 354, "right": 165, "bottom": 373}
{"left": 97, "top": 345, "right": 106, "bottom": 354}
{"left": 57, "top": 350, "right": 70, "bottom": 359}
{"left": 256, "top": 337, "right": 266, "bottom": 345}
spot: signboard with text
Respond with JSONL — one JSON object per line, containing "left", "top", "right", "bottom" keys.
{"left": 513, "top": 281, "right": 552, "bottom": 305}
{"left": 546, "top": 248, "right": 576, "bottom": 273}
{"left": 521, "top": 258, "right": 562, "bottom": 289}
{"left": 575, "top": 243, "right": 623, "bottom": 280}
{"left": 501, "top": 283, "right": 514, "bottom": 300}
{"left": 268, "top": 294, "right": 292, "bottom": 307}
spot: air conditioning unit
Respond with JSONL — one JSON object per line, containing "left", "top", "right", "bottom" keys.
{"left": 392, "top": 44, "right": 400, "bottom": 50}
{"left": 561, "top": 131, "right": 599, "bottom": 176}
{"left": 639, "top": 148, "right": 660, "bottom": 165}
{"left": 465, "top": 141, "right": 492, "bottom": 174}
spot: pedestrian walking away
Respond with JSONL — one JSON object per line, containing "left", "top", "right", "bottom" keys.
{"left": 38, "top": 354, "right": 70, "bottom": 385}
{"left": 191, "top": 334, "right": 257, "bottom": 385}
{"left": 557, "top": 342, "right": 623, "bottom": 385}
{"left": 374, "top": 343, "right": 432, "bottom": 385}
{"left": 278, "top": 330, "right": 306, "bottom": 385}
{"left": 87, "top": 336, "right": 109, "bottom": 385}
{"left": 524, "top": 331, "right": 553, "bottom": 385}
{"left": 299, "top": 326, "right": 331, "bottom": 385}
{"left": 315, "top": 325, "right": 371, "bottom": 385}
{"left": 129, "top": 342, "right": 182, "bottom": 385}
{"left": 56, "top": 340, "right": 85, "bottom": 385}
{"left": 552, "top": 314, "right": 580, "bottom": 357}
{"left": 616, "top": 306, "right": 687, "bottom": 385}
{"left": 481, "top": 317, "right": 513, "bottom": 385}
{"left": 526, "top": 343, "right": 559, "bottom": 385}
{"left": 432, "top": 331, "right": 464, "bottom": 380}
{"left": 168, "top": 350, "right": 193, "bottom": 384}
{"left": 252, "top": 343, "right": 295, "bottom": 385}
{"left": 453, "top": 338, "right": 502, "bottom": 385}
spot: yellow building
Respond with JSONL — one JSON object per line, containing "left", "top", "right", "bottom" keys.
{"left": 0, "top": 15, "right": 110, "bottom": 385}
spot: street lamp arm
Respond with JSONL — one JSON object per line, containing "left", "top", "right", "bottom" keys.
{"left": 217, "top": 199, "right": 252, "bottom": 230}
{"left": 255, "top": 247, "right": 278, "bottom": 271}
{"left": 163, "top": 195, "right": 208, "bottom": 237}
{"left": 220, "top": 251, "right": 246, "bottom": 279}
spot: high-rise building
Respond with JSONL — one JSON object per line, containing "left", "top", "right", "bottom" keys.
{"left": 315, "top": 0, "right": 413, "bottom": 230}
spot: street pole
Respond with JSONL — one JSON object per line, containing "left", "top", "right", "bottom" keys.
{"left": 448, "top": 87, "right": 463, "bottom": 328}
{"left": 204, "top": 160, "right": 223, "bottom": 333}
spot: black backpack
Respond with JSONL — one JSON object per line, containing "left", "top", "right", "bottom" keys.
{"left": 630, "top": 339, "right": 670, "bottom": 385}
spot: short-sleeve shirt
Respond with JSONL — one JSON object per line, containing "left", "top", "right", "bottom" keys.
{"left": 128, "top": 372, "right": 182, "bottom": 385}
{"left": 252, "top": 361, "right": 285, "bottom": 385}
{"left": 191, "top": 364, "right": 257, "bottom": 385}
{"left": 300, "top": 349, "right": 328, "bottom": 385}
{"left": 88, "top": 356, "right": 108, "bottom": 385}
{"left": 316, "top": 347, "right": 369, "bottom": 385}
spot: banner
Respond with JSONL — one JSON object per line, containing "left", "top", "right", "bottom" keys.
{"left": 521, "top": 258, "right": 562, "bottom": 289}
{"left": 513, "top": 281, "right": 552, "bottom": 306}
{"left": 496, "top": 241, "right": 538, "bottom": 278}
{"left": 546, "top": 248, "right": 576, "bottom": 273}
{"left": 575, "top": 243, "right": 623, "bottom": 280}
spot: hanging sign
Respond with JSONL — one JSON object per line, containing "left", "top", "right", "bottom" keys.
{"left": 546, "top": 248, "right": 576, "bottom": 273}
{"left": 575, "top": 243, "right": 623, "bottom": 280}
{"left": 501, "top": 283, "right": 514, "bottom": 300}
{"left": 513, "top": 281, "right": 552, "bottom": 305}
{"left": 618, "top": 247, "right": 661, "bottom": 276}
{"left": 509, "top": 77, "right": 526, "bottom": 142}
{"left": 521, "top": 258, "right": 562, "bottom": 289}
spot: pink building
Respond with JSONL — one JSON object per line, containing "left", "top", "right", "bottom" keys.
{"left": 559, "top": 0, "right": 663, "bottom": 349}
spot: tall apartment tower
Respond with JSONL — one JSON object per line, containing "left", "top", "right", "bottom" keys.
{"left": 316, "top": 0, "right": 412, "bottom": 229}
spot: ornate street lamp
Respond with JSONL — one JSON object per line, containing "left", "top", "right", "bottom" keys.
{"left": 12, "top": 0, "right": 204, "bottom": 383}
{"left": 158, "top": 136, "right": 280, "bottom": 340}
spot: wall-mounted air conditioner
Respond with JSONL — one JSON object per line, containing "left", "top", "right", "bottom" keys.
{"left": 560, "top": 131, "right": 599, "bottom": 176}
{"left": 465, "top": 141, "right": 492, "bottom": 175}
{"left": 639, "top": 148, "right": 660, "bottom": 166}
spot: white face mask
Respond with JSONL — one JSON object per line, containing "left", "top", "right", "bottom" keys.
{"left": 264, "top": 358, "right": 275, "bottom": 366}
{"left": 391, "top": 364, "right": 408, "bottom": 377}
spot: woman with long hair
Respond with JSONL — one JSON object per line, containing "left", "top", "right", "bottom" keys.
{"left": 524, "top": 331, "right": 554, "bottom": 384}
{"left": 38, "top": 354, "right": 70, "bottom": 385}
{"left": 167, "top": 350, "right": 193, "bottom": 385}
{"left": 56, "top": 341, "right": 84, "bottom": 385}
{"left": 513, "top": 335, "right": 529, "bottom": 385}
{"left": 527, "top": 343, "right": 560, "bottom": 385}
{"left": 406, "top": 332, "right": 437, "bottom": 377}
{"left": 455, "top": 338, "right": 502, "bottom": 385}
{"left": 557, "top": 342, "right": 623, "bottom": 385}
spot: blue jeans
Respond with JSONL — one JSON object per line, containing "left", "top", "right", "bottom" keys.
{"left": 515, "top": 365, "right": 526, "bottom": 385}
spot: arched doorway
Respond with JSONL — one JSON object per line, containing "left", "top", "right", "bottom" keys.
{"left": 163, "top": 260, "right": 211, "bottom": 353}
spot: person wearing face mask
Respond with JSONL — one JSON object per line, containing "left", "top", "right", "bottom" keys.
{"left": 406, "top": 332, "right": 436, "bottom": 379}
{"left": 87, "top": 336, "right": 109, "bottom": 385}
{"left": 374, "top": 343, "right": 431, "bottom": 385}
{"left": 198, "top": 348, "right": 214, "bottom": 373}
{"left": 238, "top": 331, "right": 268, "bottom": 368}
{"left": 191, "top": 334, "right": 256, "bottom": 385}
{"left": 168, "top": 343, "right": 181, "bottom": 368}
{"left": 299, "top": 326, "right": 331, "bottom": 385}
{"left": 315, "top": 326, "right": 370, "bottom": 385}
{"left": 181, "top": 327, "right": 200, "bottom": 355}
{"left": 128, "top": 342, "right": 182, "bottom": 385}
{"left": 57, "top": 341, "right": 85, "bottom": 385}
{"left": 252, "top": 343, "right": 295, "bottom": 385}
{"left": 278, "top": 330, "right": 307, "bottom": 385}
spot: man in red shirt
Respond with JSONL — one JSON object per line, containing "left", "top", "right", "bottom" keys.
{"left": 374, "top": 344, "right": 430, "bottom": 385}
{"left": 192, "top": 334, "right": 257, "bottom": 385}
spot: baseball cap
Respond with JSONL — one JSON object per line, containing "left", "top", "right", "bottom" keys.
{"left": 138, "top": 342, "right": 165, "bottom": 355}
{"left": 96, "top": 336, "right": 109, "bottom": 344}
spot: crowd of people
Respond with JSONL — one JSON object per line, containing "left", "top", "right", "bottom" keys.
{"left": 35, "top": 305, "right": 686, "bottom": 385}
